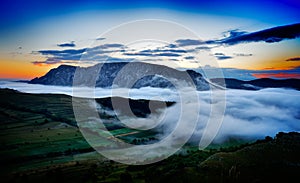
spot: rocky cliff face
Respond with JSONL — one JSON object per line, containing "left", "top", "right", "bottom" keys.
{"left": 29, "top": 62, "right": 210, "bottom": 91}
{"left": 30, "top": 65, "right": 76, "bottom": 86}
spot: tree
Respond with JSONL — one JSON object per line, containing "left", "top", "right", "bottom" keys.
{"left": 120, "top": 172, "right": 133, "bottom": 183}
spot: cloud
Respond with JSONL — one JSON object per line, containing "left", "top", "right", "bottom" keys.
{"left": 155, "top": 49, "right": 187, "bottom": 53}
{"left": 31, "top": 61, "right": 51, "bottom": 66}
{"left": 31, "top": 57, "right": 77, "bottom": 66}
{"left": 219, "top": 23, "right": 300, "bottom": 45}
{"left": 38, "top": 48, "right": 85, "bottom": 57}
{"left": 124, "top": 52, "right": 152, "bottom": 57}
{"left": 216, "top": 56, "right": 233, "bottom": 60}
{"left": 139, "top": 48, "right": 187, "bottom": 54}
{"left": 286, "top": 57, "right": 300, "bottom": 61}
{"left": 34, "top": 57, "right": 60, "bottom": 64}
{"left": 1, "top": 81, "right": 300, "bottom": 144}
{"left": 213, "top": 53, "right": 233, "bottom": 60}
{"left": 185, "top": 56, "right": 195, "bottom": 60}
{"left": 57, "top": 41, "right": 76, "bottom": 47}
{"left": 222, "top": 29, "right": 248, "bottom": 38}
{"left": 39, "top": 43, "right": 123, "bottom": 57}
{"left": 173, "top": 23, "right": 300, "bottom": 48}
{"left": 234, "top": 53, "right": 253, "bottom": 57}
{"left": 32, "top": 23, "right": 300, "bottom": 67}
{"left": 96, "top": 37, "right": 106, "bottom": 41}
{"left": 123, "top": 48, "right": 186, "bottom": 57}
{"left": 175, "top": 39, "right": 203, "bottom": 47}
{"left": 124, "top": 52, "right": 181, "bottom": 57}
{"left": 155, "top": 88, "right": 300, "bottom": 144}
{"left": 195, "top": 46, "right": 211, "bottom": 50}
{"left": 35, "top": 43, "right": 125, "bottom": 65}
{"left": 168, "top": 44, "right": 177, "bottom": 48}
{"left": 93, "top": 43, "right": 123, "bottom": 49}
{"left": 156, "top": 53, "right": 181, "bottom": 57}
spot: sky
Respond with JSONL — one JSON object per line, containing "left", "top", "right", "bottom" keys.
{"left": 0, "top": 0, "right": 300, "bottom": 79}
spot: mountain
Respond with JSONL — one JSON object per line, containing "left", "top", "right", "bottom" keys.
{"left": 29, "top": 62, "right": 300, "bottom": 91}
{"left": 29, "top": 62, "right": 210, "bottom": 91}
{"left": 211, "top": 78, "right": 300, "bottom": 90}
{"left": 30, "top": 65, "right": 76, "bottom": 86}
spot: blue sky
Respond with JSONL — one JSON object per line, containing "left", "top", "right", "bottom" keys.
{"left": 0, "top": 0, "right": 300, "bottom": 79}
{"left": 1, "top": 0, "right": 299, "bottom": 28}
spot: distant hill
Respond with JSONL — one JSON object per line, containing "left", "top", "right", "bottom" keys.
{"left": 211, "top": 77, "right": 300, "bottom": 90}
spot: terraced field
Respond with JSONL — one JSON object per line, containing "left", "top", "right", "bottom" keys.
{"left": 0, "top": 89, "right": 174, "bottom": 182}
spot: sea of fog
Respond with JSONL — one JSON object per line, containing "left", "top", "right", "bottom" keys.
{"left": 0, "top": 80, "right": 179, "bottom": 101}
{"left": 1, "top": 80, "right": 300, "bottom": 142}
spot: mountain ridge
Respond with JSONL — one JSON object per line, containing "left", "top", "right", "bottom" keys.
{"left": 29, "top": 62, "right": 300, "bottom": 91}
{"left": 29, "top": 62, "right": 210, "bottom": 90}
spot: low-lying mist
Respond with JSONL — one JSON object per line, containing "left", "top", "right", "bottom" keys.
{"left": 1, "top": 81, "right": 300, "bottom": 143}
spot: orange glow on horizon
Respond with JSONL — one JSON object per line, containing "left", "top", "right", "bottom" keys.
{"left": 1, "top": 54, "right": 299, "bottom": 80}
{"left": 0, "top": 57, "right": 58, "bottom": 80}
{"left": 219, "top": 56, "right": 300, "bottom": 71}
{"left": 252, "top": 73, "right": 300, "bottom": 79}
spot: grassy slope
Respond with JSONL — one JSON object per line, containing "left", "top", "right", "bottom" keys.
{"left": 199, "top": 132, "right": 300, "bottom": 183}
{"left": 0, "top": 89, "right": 95, "bottom": 178}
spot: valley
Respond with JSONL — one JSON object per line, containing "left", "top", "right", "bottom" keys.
{"left": 1, "top": 88, "right": 300, "bottom": 182}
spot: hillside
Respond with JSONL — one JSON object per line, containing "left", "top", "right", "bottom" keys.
{"left": 0, "top": 89, "right": 299, "bottom": 182}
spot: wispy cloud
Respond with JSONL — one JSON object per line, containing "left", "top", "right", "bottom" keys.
{"left": 173, "top": 23, "right": 300, "bottom": 48}
{"left": 286, "top": 57, "right": 300, "bottom": 61}
{"left": 213, "top": 53, "right": 233, "bottom": 60}
{"left": 195, "top": 46, "right": 211, "bottom": 50}
{"left": 34, "top": 43, "right": 125, "bottom": 65}
{"left": 96, "top": 37, "right": 106, "bottom": 41}
{"left": 57, "top": 41, "right": 76, "bottom": 47}
{"left": 38, "top": 48, "right": 85, "bottom": 58}
{"left": 125, "top": 52, "right": 182, "bottom": 57}
{"left": 31, "top": 57, "right": 78, "bottom": 66}
{"left": 234, "top": 53, "right": 253, "bottom": 57}
{"left": 185, "top": 56, "right": 195, "bottom": 60}
{"left": 32, "top": 23, "right": 300, "bottom": 67}
{"left": 124, "top": 48, "right": 186, "bottom": 57}
{"left": 219, "top": 23, "right": 300, "bottom": 45}
{"left": 175, "top": 39, "right": 204, "bottom": 47}
{"left": 32, "top": 57, "right": 61, "bottom": 65}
